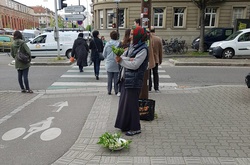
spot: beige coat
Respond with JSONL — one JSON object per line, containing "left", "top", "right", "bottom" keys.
{"left": 148, "top": 33, "right": 163, "bottom": 69}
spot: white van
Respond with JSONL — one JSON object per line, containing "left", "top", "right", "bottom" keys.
{"left": 27, "top": 31, "right": 79, "bottom": 58}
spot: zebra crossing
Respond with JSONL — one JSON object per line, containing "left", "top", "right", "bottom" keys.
{"left": 48, "top": 64, "right": 177, "bottom": 90}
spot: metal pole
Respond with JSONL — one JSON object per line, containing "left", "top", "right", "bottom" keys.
{"left": 116, "top": 2, "right": 119, "bottom": 38}
{"left": 54, "top": 0, "right": 60, "bottom": 58}
{"left": 139, "top": 0, "right": 151, "bottom": 99}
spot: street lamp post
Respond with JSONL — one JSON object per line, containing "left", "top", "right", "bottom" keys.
{"left": 114, "top": 0, "right": 120, "bottom": 38}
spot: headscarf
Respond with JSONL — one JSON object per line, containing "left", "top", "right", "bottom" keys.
{"left": 132, "top": 26, "right": 147, "bottom": 45}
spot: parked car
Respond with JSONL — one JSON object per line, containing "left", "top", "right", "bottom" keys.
{"left": 22, "top": 29, "right": 41, "bottom": 42}
{"left": 0, "top": 35, "right": 13, "bottom": 52}
{"left": 192, "top": 27, "right": 234, "bottom": 51}
{"left": 209, "top": 28, "right": 250, "bottom": 58}
{"left": 27, "top": 31, "right": 79, "bottom": 58}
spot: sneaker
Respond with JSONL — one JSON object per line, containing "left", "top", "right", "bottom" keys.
{"left": 116, "top": 92, "right": 121, "bottom": 97}
{"left": 125, "top": 130, "right": 141, "bottom": 136}
{"left": 26, "top": 90, "right": 33, "bottom": 93}
{"left": 21, "top": 89, "right": 26, "bottom": 93}
{"left": 96, "top": 76, "right": 99, "bottom": 80}
{"left": 108, "top": 92, "right": 111, "bottom": 95}
{"left": 155, "top": 90, "right": 160, "bottom": 93}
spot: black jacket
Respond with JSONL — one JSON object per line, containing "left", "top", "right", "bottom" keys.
{"left": 72, "top": 37, "right": 89, "bottom": 67}
{"left": 89, "top": 37, "right": 103, "bottom": 61}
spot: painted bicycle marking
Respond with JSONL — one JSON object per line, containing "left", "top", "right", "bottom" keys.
{"left": 2, "top": 117, "right": 61, "bottom": 141}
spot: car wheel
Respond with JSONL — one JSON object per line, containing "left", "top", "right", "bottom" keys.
{"left": 66, "top": 49, "right": 72, "bottom": 59}
{"left": 222, "top": 48, "right": 234, "bottom": 59}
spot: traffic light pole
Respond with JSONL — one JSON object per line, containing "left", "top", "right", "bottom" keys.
{"left": 54, "top": 0, "right": 60, "bottom": 58}
{"left": 116, "top": 1, "right": 119, "bottom": 38}
{"left": 139, "top": 0, "right": 151, "bottom": 99}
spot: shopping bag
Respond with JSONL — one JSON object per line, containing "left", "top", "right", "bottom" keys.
{"left": 70, "top": 57, "right": 75, "bottom": 63}
{"left": 139, "top": 99, "right": 155, "bottom": 121}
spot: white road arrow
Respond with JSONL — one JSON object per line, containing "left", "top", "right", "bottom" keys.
{"left": 50, "top": 101, "right": 68, "bottom": 112}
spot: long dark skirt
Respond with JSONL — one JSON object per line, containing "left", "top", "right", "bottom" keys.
{"left": 114, "top": 80, "right": 141, "bottom": 131}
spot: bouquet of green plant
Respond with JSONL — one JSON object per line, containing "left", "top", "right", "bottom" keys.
{"left": 97, "top": 132, "right": 132, "bottom": 151}
{"left": 112, "top": 46, "right": 125, "bottom": 56}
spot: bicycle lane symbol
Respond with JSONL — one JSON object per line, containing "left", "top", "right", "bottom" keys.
{"left": 2, "top": 117, "right": 61, "bottom": 141}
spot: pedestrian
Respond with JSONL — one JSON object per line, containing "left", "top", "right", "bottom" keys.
{"left": 71, "top": 33, "right": 89, "bottom": 72}
{"left": 116, "top": 29, "right": 132, "bottom": 96}
{"left": 89, "top": 30, "right": 104, "bottom": 80}
{"left": 148, "top": 26, "right": 163, "bottom": 93}
{"left": 119, "top": 29, "right": 132, "bottom": 49}
{"left": 101, "top": 36, "right": 107, "bottom": 47}
{"left": 114, "top": 26, "right": 148, "bottom": 136}
{"left": 103, "top": 31, "right": 120, "bottom": 95}
{"left": 134, "top": 18, "right": 141, "bottom": 27}
{"left": 11, "top": 30, "right": 33, "bottom": 93}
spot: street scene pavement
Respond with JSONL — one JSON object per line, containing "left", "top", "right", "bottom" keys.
{"left": 1, "top": 55, "right": 250, "bottom": 165}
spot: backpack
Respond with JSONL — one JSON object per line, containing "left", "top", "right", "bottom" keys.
{"left": 17, "top": 43, "right": 30, "bottom": 64}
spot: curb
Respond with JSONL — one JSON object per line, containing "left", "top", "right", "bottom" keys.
{"left": 169, "top": 59, "right": 250, "bottom": 67}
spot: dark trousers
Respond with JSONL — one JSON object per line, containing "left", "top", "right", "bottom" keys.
{"left": 93, "top": 58, "right": 101, "bottom": 76}
{"left": 149, "top": 63, "right": 159, "bottom": 90}
{"left": 79, "top": 65, "right": 83, "bottom": 72}
{"left": 17, "top": 67, "right": 30, "bottom": 90}
{"left": 107, "top": 72, "right": 119, "bottom": 94}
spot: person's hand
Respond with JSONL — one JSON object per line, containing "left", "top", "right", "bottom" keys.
{"left": 115, "top": 56, "right": 122, "bottom": 63}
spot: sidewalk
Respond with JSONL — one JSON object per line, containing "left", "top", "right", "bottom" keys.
{"left": 48, "top": 85, "right": 250, "bottom": 165}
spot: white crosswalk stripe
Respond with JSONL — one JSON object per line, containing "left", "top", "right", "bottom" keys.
{"left": 49, "top": 64, "right": 177, "bottom": 89}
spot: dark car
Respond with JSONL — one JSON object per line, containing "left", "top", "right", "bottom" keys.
{"left": 191, "top": 27, "right": 234, "bottom": 51}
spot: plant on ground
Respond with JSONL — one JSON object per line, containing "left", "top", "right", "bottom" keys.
{"left": 97, "top": 132, "right": 132, "bottom": 151}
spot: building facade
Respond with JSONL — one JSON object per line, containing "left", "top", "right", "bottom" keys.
{"left": 31, "top": 6, "right": 55, "bottom": 29}
{"left": 91, "top": 0, "right": 250, "bottom": 45}
{"left": 0, "top": 0, "right": 39, "bottom": 30}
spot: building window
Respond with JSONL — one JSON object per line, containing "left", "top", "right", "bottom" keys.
{"left": 232, "top": 7, "right": 245, "bottom": 26}
{"left": 107, "top": 9, "right": 114, "bottom": 29}
{"left": 205, "top": 8, "right": 217, "bottom": 27}
{"left": 174, "top": 7, "right": 185, "bottom": 28}
{"left": 153, "top": 8, "right": 164, "bottom": 28}
{"left": 99, "top": 10, "right": 103, "bottom": 29}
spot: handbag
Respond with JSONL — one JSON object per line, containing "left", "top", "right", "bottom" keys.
{"left": 93, "top": 39, "right": 104, "bottom": 61}
{"left": 16, "top": 43, "right": 30, "bottom": 64}
{"left": 98, "top": 52, "right": 104, "bottom": 61}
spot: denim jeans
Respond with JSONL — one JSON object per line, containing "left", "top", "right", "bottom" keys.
{"left": 107, "top": 72, "right": 119, "bottom": 94}
{"left": 17, "top": 67, "right": 30, "bottom": 90}
{"left": 93, "top": 58, "right": 101, "bottom": 76}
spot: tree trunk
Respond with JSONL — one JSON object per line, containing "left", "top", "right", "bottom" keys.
{"left": 199, "top": 0, "right": 205, "bottom": 52}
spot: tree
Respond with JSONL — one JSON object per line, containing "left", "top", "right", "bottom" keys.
{"left": 191, "top": 0, "right": 224, "bottom": 52}
{"left": 85, "top": 25, "right": 92, "bottom": 31}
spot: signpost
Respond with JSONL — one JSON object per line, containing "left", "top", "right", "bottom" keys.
{"left": 64, "top": 5, "right": 86, "bottom": 13}
{"left": 65, "top": 14, "right": 86, "bottom": 21}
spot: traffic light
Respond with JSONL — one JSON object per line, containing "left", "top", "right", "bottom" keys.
{"left": 58, "top": 0, "right": 67, "bottom": 10}
{"left": 118, "top": 9, "right": 124, "bottom": 27}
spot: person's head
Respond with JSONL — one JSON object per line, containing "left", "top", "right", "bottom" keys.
{"left": 78, "top": 33, "right": 83, "bottom": 38}
{"left": 92, "top": 30, "right": 99, "bottom": 38}
{"left": 150, "top": 26, "right": 155, "bottom": 33}
{"left": 13, "top": 30, "right": 23, "bottom": 40}
{"left": 124, "top": 29, "right": 131, "bottom": 40}
{"left": 110, "top": 31, "right": 118, "bottom": 40}
{"left": 134, "top": 18, "right": 141, "bottom": 27}
{"left": 101, "top": 36, "right": 105, "bottom": 40}
{"left": 131, "top": 26, "right": 147, "bottom": 45}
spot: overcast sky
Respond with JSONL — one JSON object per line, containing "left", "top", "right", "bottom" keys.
{"left": 15, "top": 0, "right": 91, "bottom": 14}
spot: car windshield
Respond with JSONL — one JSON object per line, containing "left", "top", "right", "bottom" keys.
{"left": 22, "top": 33, "right": 36, "bottom": 41}
{"left": 225, "top": 31, "right": 243, "bottom": 41}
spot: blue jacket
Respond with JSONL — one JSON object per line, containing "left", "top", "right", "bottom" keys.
{"left": 103, "top": 39, "right": 120, "bottom": 72}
